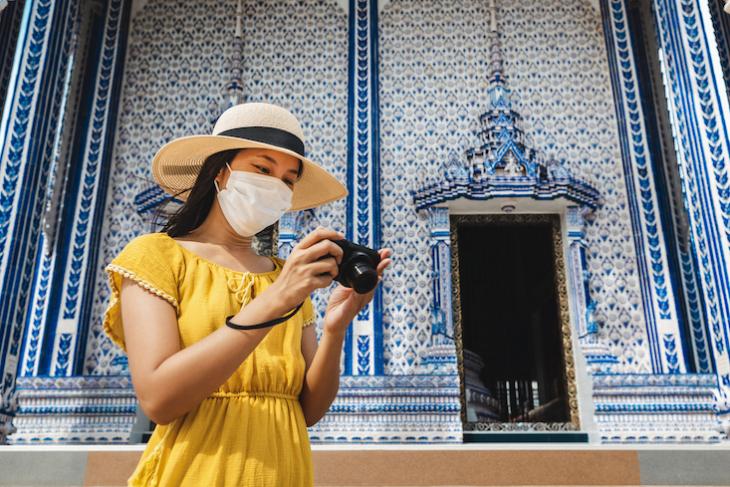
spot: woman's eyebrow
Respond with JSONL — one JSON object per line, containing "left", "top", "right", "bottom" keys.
{"left": 255, "top": 155, "right": 299, "bottom": 175}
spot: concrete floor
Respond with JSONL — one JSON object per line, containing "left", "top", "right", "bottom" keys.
{"left": 0, "top": 444, "right": 728, "bottom": 486}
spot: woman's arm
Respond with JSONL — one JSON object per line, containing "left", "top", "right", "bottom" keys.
{"left": 298, "top": 325, "right": 344, "bottom": 427}
{"left": 122, "top": 277, "right": 293, "bottom": 425}
{"left": 122, "top": 227, "right": 346, "bottom": 425}
{"left": 298, "top": 248, "right": 392, "bottom": 426}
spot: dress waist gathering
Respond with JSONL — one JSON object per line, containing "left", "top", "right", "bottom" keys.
{"left": 207, "top": 391, "right": 298, "bottom": 400}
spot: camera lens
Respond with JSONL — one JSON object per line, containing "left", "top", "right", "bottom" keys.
{"left": 348, "top": 261, "right": 378, "bottom": 294}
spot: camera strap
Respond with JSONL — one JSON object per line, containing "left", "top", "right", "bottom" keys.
{"left": 225, "top": 301, "right": 305, "bottom": 330}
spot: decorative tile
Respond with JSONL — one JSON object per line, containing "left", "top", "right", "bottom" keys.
{"left": 84, "top": 0, "right": 349, "bottom": 374}
{"left": 379, "top": 0, "right": 649, "bottom": 373}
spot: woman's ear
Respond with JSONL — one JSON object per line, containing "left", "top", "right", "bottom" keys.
{"left": 214, "top": 167, "right": 228, "bottom": 191}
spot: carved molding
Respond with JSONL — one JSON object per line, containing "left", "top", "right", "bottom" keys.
{"left": 450, "top": 213, "right": 580, "bottom": 431}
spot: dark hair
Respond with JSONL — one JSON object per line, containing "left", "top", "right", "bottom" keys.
{"left": 155, "top": 148, "right": 303, "bottom": 238}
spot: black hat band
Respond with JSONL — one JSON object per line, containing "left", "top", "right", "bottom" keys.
{"left": 218, "top": 126, "right": 305, "bottom": 158}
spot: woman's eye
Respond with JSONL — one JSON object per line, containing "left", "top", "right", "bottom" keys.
{"left": 253, "top": 164, "right": 293, "bottom": 186}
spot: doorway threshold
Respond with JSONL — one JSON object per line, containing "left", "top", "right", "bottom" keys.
{"left": 463, "top": 431, "right": 589, "bottom": 443}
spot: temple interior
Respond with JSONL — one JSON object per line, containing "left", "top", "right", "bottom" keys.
{"left": 457, "top": 220, "right": 569, "bottom": 424}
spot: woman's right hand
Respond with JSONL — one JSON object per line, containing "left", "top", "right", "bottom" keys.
{"left": 268, "top": 226, "right": 346, "bottom": 309}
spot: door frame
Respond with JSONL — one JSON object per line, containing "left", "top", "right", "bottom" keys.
{"left": 450, "top": 213, "right": 581, "bottom": 431}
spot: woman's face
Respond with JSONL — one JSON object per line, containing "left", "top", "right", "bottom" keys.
{"left": 216, "top": 148, "right": 301, "bottom": 190}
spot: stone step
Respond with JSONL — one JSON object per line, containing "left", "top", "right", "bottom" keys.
{"left": 1, "top": 445, "right": 730, "bottom": 486}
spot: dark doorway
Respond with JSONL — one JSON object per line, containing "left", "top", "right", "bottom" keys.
{"left": 455, "top": 216, "right": 570, "bottom": 424}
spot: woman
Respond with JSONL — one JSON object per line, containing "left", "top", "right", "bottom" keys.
{"left": 102, "top": 102, "right": 392, "bottom": 486}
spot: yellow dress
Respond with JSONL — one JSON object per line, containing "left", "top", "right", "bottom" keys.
{"left": 102, "top": 232, "right": 315, "bottom": 486}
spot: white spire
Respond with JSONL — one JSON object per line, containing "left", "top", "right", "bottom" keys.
{"left": 487, "top": 0, "right": 504, "bottom": 83}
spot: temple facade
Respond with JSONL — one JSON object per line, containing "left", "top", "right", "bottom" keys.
{"left": 1, "top": 0, "right": 730, "bottom": 445}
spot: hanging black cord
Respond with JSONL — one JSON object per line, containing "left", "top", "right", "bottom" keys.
{"left": 225, "top": 301, "right": 304, "bottom": 330}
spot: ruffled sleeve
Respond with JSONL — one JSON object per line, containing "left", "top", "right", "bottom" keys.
{"left": 102, "top": 233, "right": 182, "bottom": 352}
{"left": 301, "top": 294, "right": 316, "bottom": 328}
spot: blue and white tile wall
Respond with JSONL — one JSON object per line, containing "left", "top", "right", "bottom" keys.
{"left": 0, "top": 0, "right": 136, "bottom": 443}
{"left": 87, "top": 0, "right": 653, "bottom": 377}
{"left": 379, "top": 0, "right": 650, "bottom": 373}
{"left": 7, "top": 0, "right": 728, "bottom": 443}
{"left": 84, "top": 0, "right": 350, "bottom": 375}
{"left": 84, "top": 0, "right": 239, "bottom": 374}
{"left": 30, "top": 0, "right": 129, "bottom": 379}
{"left": 0, "top": 0, "right": 91, "bottom": 441}
{"left": 601, "top": 0, "right": 699, "bottom": 374}
{"left": 650, "top": 0, "right": 730, "bottom": 431}
{"left": 0, "top": 0, "right": 26, "bottom": 119}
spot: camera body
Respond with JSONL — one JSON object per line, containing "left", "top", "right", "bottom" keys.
{"left": 327, "top": 239, "right": 381, "bottom": 294}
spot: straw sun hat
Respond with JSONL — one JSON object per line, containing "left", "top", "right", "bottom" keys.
{"left": 151, "top": 102, "right": 347, "bottom": 211}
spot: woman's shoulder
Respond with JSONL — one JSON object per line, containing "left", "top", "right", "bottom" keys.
{"left": 124, "top": 231, "right": 173, "bottom": 247}
{"left": 109, "top": 232, "right": 184, "bottom": 274}
{"left": 117, "top": 232, "right": 178, "bottom": 257}
{"left": 103, "top": 233, "right": 181, "bottom": 352}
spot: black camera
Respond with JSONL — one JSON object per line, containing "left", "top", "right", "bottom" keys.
{"left": 320, "top": 239, "right": 381, "bottom": 294}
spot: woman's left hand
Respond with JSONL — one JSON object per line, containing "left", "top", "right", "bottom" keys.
{"left": 322, "top": 248, "right": 392, "bottom": 337}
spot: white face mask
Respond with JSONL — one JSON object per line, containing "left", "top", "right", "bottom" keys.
{"left": 214, "top": 163, "right": 293, "bottom": 237}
